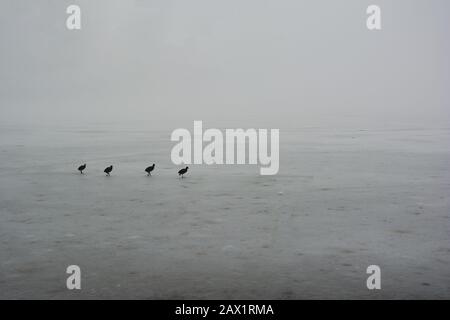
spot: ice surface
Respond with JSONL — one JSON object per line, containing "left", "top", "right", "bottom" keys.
{"left": 1, "top": 125, "right": 450, "bottom": 299}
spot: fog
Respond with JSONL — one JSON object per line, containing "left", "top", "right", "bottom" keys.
{"left": 2, "top": 1, "right": 450, "bottom": 299}
{"left": 1, "top": 0, "right": 449, "bottom": 130}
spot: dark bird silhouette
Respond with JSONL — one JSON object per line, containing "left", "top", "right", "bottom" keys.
{"left": 145, "top": 164, "right": 155, "bottom": 176}
{"left": 178, "top": 166, "right": 189, "bottom": 178}
{"left": 104, "top": 165, "right": 113, "bottom": 176}
{"left": 78, "top": 164, "right": 86, "bottom": 174}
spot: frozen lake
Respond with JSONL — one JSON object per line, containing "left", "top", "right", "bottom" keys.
{"left": 1, "top": 124, "right": 450, "bottom": 299}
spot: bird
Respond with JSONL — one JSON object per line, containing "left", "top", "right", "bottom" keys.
{"left": 104, "top": 165, "right": 113, "bottom": 176}
{"left": 78, "top": 164, "right": 86, "bottom": 174}
{"left": 145, "top": 164, "right": 155, "bottom": 176}
{"left": 178, "top": 166, "right": 189, "bottom": 178}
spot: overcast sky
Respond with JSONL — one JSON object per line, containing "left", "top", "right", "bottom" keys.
{"left": 0, "top": 0, "right": 449, "bottom": 130}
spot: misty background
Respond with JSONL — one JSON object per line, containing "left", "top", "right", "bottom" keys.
{"left": 1, "top": 1, "right": 450, "bottom": 300}
{"left": 0, "top": 0, "right": 449, "bottom": 131}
